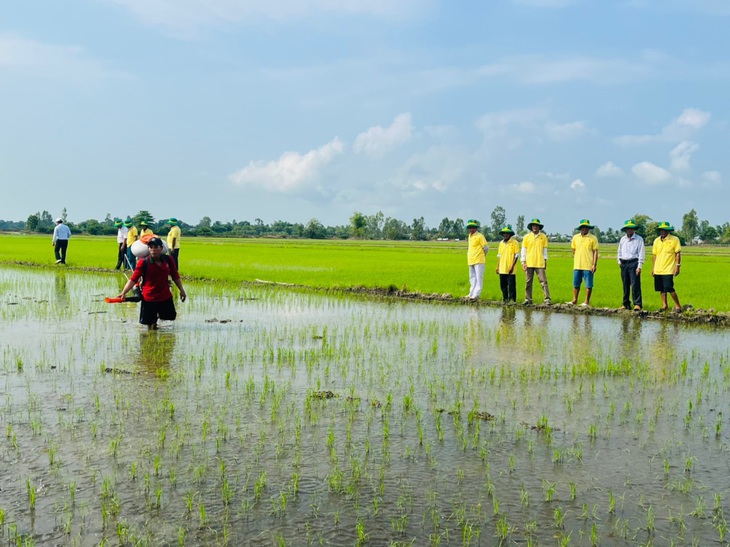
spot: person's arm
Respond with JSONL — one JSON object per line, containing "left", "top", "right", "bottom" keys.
{"left": 173, "top": 277, "right": 187, "bottom": 301}
{"left": 52, "top": 226, "right": 58, "bottom": 246}
{"left": 592, "top": 250, "right": 598, "bottom": 273}
{"left": 543, "top": 246, "right": 548, "bottom": 269}
{"left": 637, "top": 239, "right": 645, "bottom": 273}
{"left": 674, "top": 251, "right": 681, "bottom": 277}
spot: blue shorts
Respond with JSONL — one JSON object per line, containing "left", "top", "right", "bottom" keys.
{"left": 573, "top": 269, "right": 594, "bottom": 289}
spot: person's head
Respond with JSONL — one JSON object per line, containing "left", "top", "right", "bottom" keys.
{"left": 500, "top": 224, "right": 515, "bottom": 240}
{"left": 576, "top": 219, "right": 593, "bottom": 235}
{"left": 527, "top": 218, "right": 544, "bottom": 233}
{"left": 114, "top": 218, "right": 123, "bottom": 228}
{"left": 139, "top": 220, "right": 149, "bottom": 228}
{"left": 123, "top": 218, "right": 133, "bottom": 228}
{"left": 55, "top": 218, "right": 63, "bottom": 224}
{"left": 147, "top": 237, "right": 164, "bottom": 257}
{"left": 466, "top": 219, "right": 479, "bottom": 234}
{"left": 621, "top": 219, "right": 638, "bottom": 237}
{"left": 166, "top": 217, "right": 179, "bottom": 226}
{"left": 657, "top": 221, "right": 674, "bottom": 238}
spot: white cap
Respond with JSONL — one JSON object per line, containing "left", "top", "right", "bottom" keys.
{"left": 55, "top": 218, "right": 63, "bottom": 223}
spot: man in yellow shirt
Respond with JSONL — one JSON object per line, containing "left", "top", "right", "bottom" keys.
{"left": 567, "top": 219, "right": 599, "bottom": 307}
{"left": 166, "top": 217, "right": 182, "bottom": 266}
{"left": 124, "top": 218, "right": 139, "bottom": 270}
{"left": 651, "top": 221, "right": 682, "bottom": 312}
{"left": 139, "top": 220, "right": 154, "bottom": 239}
{"left": 495, "top": 224, "right": 520, "bottom": 302}
{"left": 521, "top": 218, "right": 551, "bottom": 305}
{"left": 466, "top": 219, "right": 489, "bottom": 301}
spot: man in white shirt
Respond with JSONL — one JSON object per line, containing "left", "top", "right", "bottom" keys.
{"left": 616, "top": 219, "right": 645, "bottom": 310}
{"left": 115, "top": 218, "right": 129, "bottom": 270}
{"left": 52, "top": 218, "right": 72, "bottom": 264}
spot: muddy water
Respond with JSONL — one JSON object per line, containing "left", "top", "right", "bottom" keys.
{"left": 1, "top": 265, "right": 729, "bottom": 545}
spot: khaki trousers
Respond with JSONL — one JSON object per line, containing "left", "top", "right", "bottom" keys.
{"left": 524, "top": 267, "right": 550, "bottom": 303}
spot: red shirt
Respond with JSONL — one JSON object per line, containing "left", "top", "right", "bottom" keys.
{"left": 130, "top": 256, "right": 180, "bottom": 302}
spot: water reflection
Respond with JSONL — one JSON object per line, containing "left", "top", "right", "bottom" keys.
{"left": 618, "top": 316, "right": 642, "bottom": 361}
{"left": 647, "top": 321, "right": 679, "bottom": 370}
{"left": 54, "top": 270, "right": 70, "bottom": 308}
{"left": 135, "top": 331, "right": 176, "bottom": 374}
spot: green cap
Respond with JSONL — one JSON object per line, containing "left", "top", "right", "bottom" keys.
{"left": 527, "top": 218, "right": 544, "bottom": 230}
{"left": 166, "top": 217, "right": 179, "bottom": 225}
{"left": 576, "top": 219, "right": 593, "bottom": 230}
{"left": 466, "top": 219, "right": 479, "bottom": 229}
{"left": 113, "top": 218, "right": 122, "bottom": 228}
{"left": 123, "top": 217, "right": 133, "bottom": 227}
{"left": 499, "top": 224, "right": 515, "bottom": 235}
{"left": 657, "top": 221, "right": 674, "bottom": 232}
{"left": 620, "top": 219, "right": 638, "bottom": 231}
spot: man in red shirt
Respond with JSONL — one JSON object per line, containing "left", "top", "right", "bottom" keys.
{"left": 117, "top": 237, "right": 187, "bottom": 330}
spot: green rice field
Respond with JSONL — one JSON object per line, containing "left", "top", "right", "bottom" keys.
{"left": 1, "top": 258, "right": 730, "bottom": 545}
{"left": 2, "top": 234, "right": 730, "bottom": 312}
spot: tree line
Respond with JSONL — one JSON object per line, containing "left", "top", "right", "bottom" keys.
{"left": 1, "top": 207, "right": 726, "bottom": 245}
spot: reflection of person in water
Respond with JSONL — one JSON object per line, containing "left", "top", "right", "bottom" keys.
{"left": 54, "top": 270, "right": 70, "bottom": 308}
{"left": 136, "top": 331, "right": 176, "bottom": 373}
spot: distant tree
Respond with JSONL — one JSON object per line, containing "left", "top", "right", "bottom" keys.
{"left": 26, "top": 214, "right": 40, "bottom": 232}
{"left": 383, "top": 218, "right": 408, "bottom": 240}
{"left": 304, "top": 218, "right": 326, "bottom": 239}
{"left": 365, "top": 211, "right": 384, "bottom": 239}
{"left": 39, "top": 210, "right": 54, "bottom": 231}
{"left": 452, "top": 218, "right": 465, "bottom": 238}
{"left": 61, "top": 207, "right": 68, "bottom": 223}
{"left": 410, "top": 217, "right": 426, "bottom": 241}
{"left": 516, "top": 215, "right": 525, "bottom": 235}
{"left": 134, "top": 210, "right": 155, "bottom": 226}
{"left": 349, "top": 211, "right": 367, "bottom": 239}
{"left": 490, "top": 206, "right": 506, "bottom": 236}
{"left": 198, "top": 216, "right": 212, "bottom": 229}
{"left": 437, "top": 217, "right": 453, "bottom": 239}
{"left": 698, "top": 220, "right": 718, "bottom": 242}
{"left": 681, "top": 208, "right": 699, "bottom": 244}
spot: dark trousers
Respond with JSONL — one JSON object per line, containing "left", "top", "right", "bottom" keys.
{"left": 620, "top": 259, "right": 642, "bottom": 308}
{"left": 499, "top": 274, "right": 517, "bottom": 302}
{"left": 126, "top": 247, "right": 137, "bottom": 270}
{"left": 116, "top": 243, "right": 126, "bottom": 269}
{"left": 170, "top": 248, "right": 179, "bottom": 267}
{"left": 54, "top": 240, "right": 69, "bottom": 263}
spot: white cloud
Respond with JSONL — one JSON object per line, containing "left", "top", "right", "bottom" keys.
{"left": 702, "top": 170, "right": 722, "bottom": 187}
{"left": 632, "top": 161, "right": 672, "bottom": 185}
{"left": 106, "top": 0, "right": 427, "bottom": 30}
{"left": 390, "top": 146, "right": 468, "bottom": 195}
{"left": 545, "top": 121, "right": 589, "bottom": 141}
{"left": 229, "top": 138, "right": 345, "bottom": 192}
{"left": 0, "top": 34, "right": 123, "bottom": 79}
{"left": 354, "top": 113, "right": 413, "bottom": 158}
{"left": 614, "top": 108, "right": 711, "bottom": 146}
{"left": 669, "top": 141, "right": 699, "bottom": 172}
{"left": 512, "top": 181, "right": 537, "bottom": 194}
{"left": 570, "top": 179, "right": 585, "bottom": 190}
{"left": 595, "top": 161, "right": 624, "bottom": 177}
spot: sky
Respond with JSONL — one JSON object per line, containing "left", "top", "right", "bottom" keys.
{"left": 1, "top": 0, "right": 728, "bottom": 233}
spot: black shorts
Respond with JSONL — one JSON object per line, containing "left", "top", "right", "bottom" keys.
{"left": 654, "top": 274, "right": 675, "bottom": 293}
{"left": 139, "top": 298, "right": 177, "bottom": 325}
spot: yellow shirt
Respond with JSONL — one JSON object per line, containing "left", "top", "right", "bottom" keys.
{"left": 571, "top": 233, "right": 598, "bottom": 271}
{"left": 652, "top": 234, "right": 681, "bottom": 275}
{"left": 126, "top": 226, "right": 139, "bottom": 246}
{"left": 139, "top": 227, "right": 154, "bottom": 238}
{"left": 167, "top": 225, "right": 181, "bottom": 249}
{"left": 467, "top": 232, "right": 488, "bottom": 265}
{"left": 522, "top": 231, "right": 548, "bottom": 268}
{"left": 497, "top": 237, "right": 520, "bottom": 274}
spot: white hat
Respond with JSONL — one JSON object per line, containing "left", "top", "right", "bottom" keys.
{"left": 55, "top": 218, "right": 63, "bottom": 223}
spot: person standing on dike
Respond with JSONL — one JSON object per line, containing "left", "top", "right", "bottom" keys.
{"left": 117, "top": 237, "right": 187, "bottom": 330}
{"left": 465, "top": 219, "right": 489, "bottom": 301}
{"left": 495, "top": 224, "right": 519, "bottom": 302}
{"left": 166, "top": 217, "right": 182, "bottom": 266}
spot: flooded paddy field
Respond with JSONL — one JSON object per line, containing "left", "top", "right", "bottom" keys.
{"left": 1, "top": 266, "right": 729, "bottom": 546}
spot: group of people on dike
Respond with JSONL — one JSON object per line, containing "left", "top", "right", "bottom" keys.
{"left": 466, "top": 217, "right": 683, "bottom": 312}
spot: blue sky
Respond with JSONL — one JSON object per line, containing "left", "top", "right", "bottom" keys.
{"left": 1, "top": 0, "right": 727, "bottom": 233}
